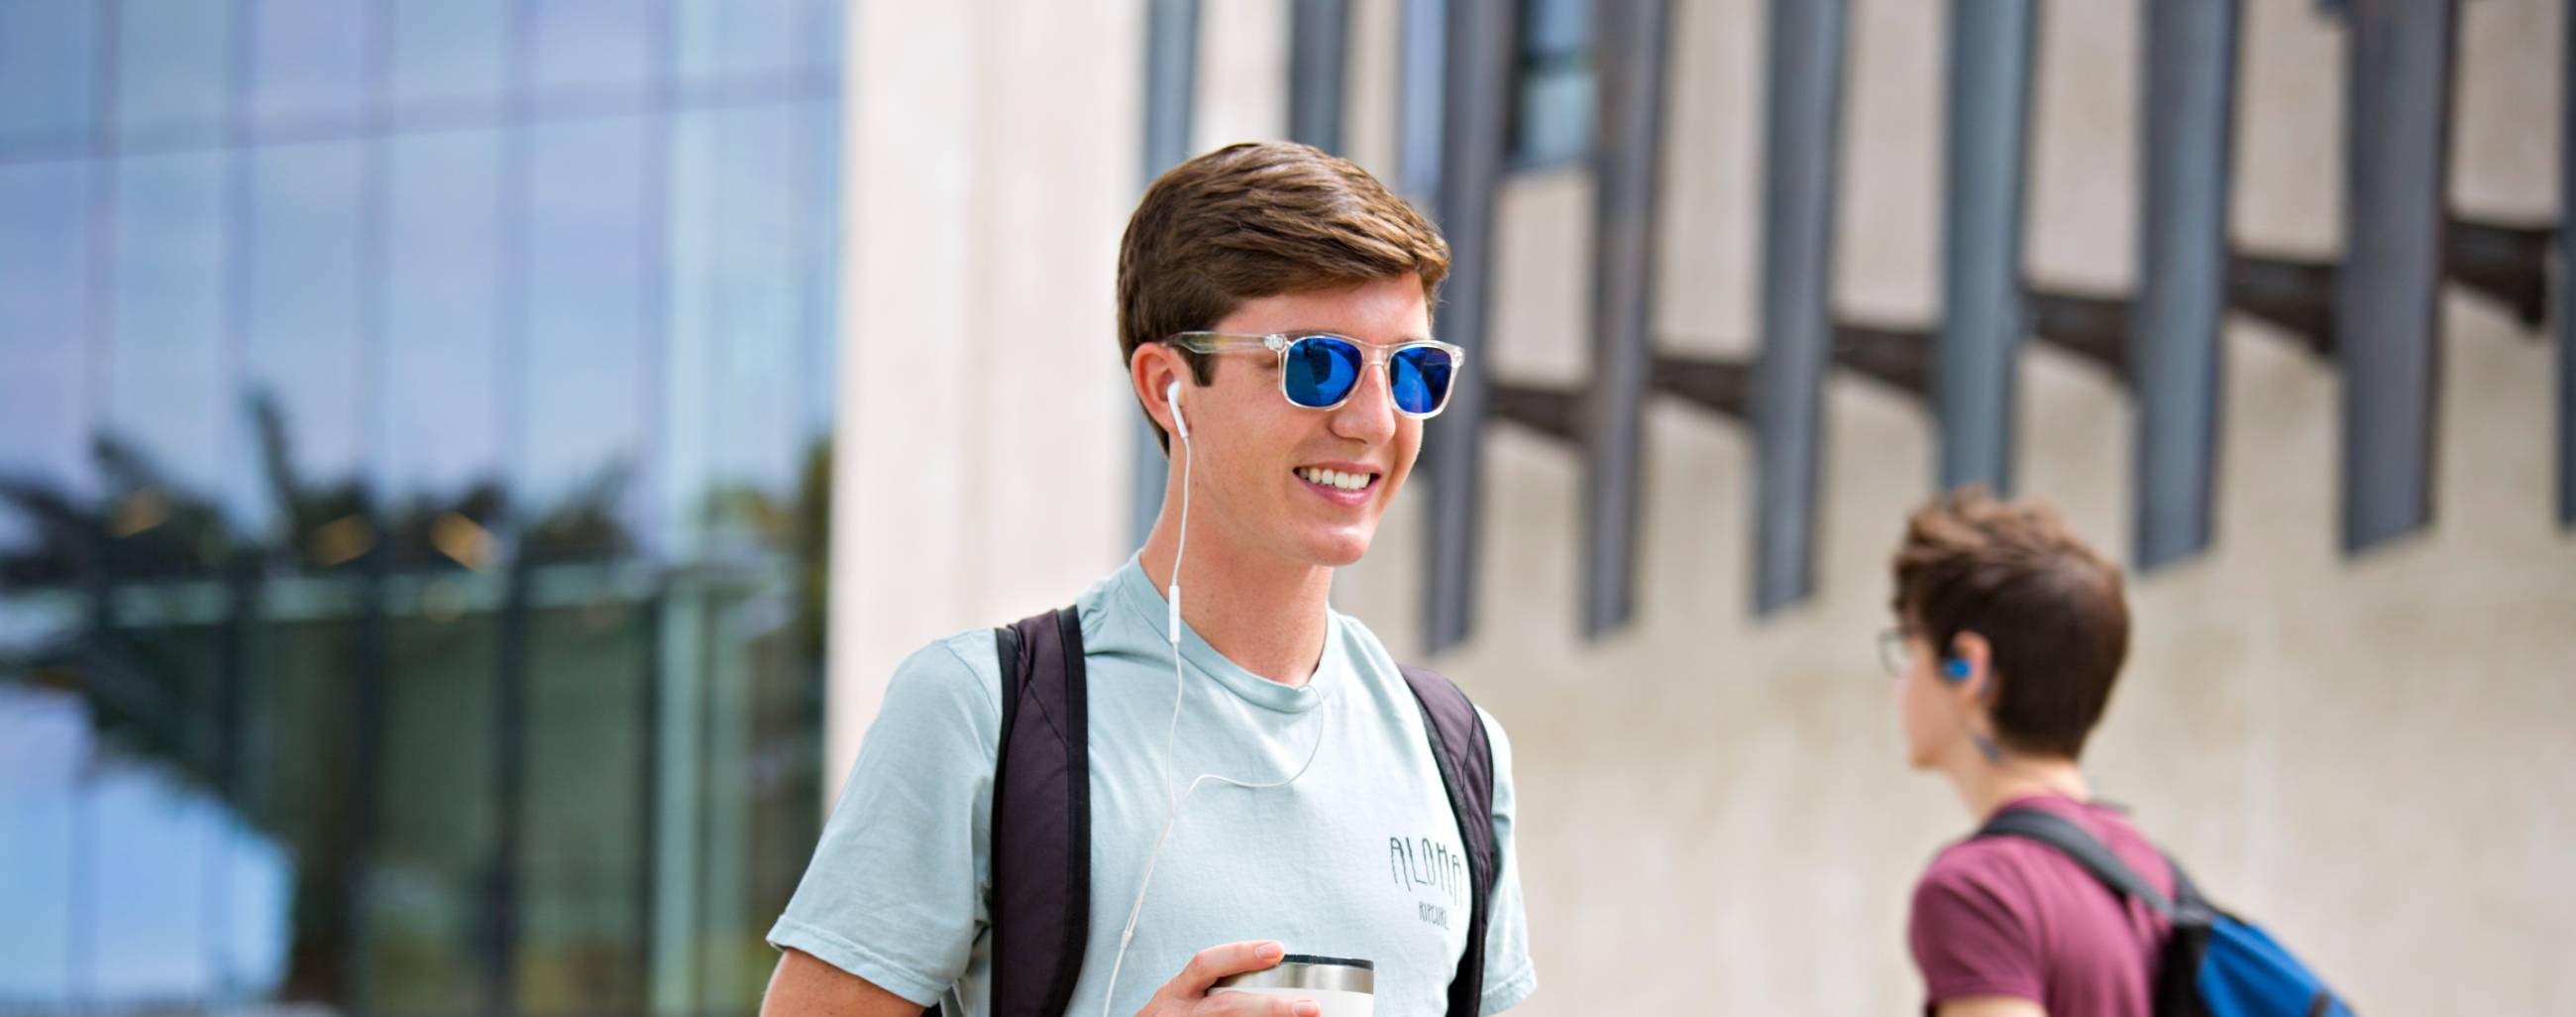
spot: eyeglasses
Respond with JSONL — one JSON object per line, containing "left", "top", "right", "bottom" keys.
{"left": 1877, "top": 626, "right": 1914, "bottom": 677}
{"left": 1163, "top": 331, "right": 1466, "bottom": 419}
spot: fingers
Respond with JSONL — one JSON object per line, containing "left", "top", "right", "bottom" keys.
{"left": 1167, "top": 940, "right": 1287, "bottom": 997}
{"left": 1197, "top": 993, "right": 1320, "bottom": 1017}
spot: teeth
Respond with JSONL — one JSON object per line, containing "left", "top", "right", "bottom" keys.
{"left": 1298, "top": 467, "right": 1372, "bottom": 492}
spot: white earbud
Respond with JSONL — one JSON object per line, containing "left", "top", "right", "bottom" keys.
{"left": 1165, "top": 379, "right": 1189, "bottom": 442}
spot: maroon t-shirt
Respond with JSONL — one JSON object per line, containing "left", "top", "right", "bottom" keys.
{"left": 1908, "top": 795, "right": 2174, "bottom": 1016}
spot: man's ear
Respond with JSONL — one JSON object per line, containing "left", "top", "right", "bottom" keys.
{"left": 1951, "top": 630, "right": 1995, "bottom": 701}
{"left": 1130, "top": 344, "right": 1192, "bottom": 441}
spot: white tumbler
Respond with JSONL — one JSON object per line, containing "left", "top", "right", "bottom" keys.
{"left": 1211, "top": 955, "right": 1374, "bottom": 1017}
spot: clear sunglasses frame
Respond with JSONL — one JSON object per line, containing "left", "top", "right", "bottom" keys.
{"left": 1163, "top": 330, "right": 1468, "bottom": 419}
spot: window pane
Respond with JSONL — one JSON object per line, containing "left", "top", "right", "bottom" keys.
{"left": 793, "top": 96, "right": 839, "bottom": 454}
{"left": 797, "top": 0, "right": 844, "bottom": 71}
{"left": 235, "top": 584, "right": 367, "bottom": 1003}
{"left": 0, "top": 683, "right": 83, "bottom": 1004}
{"left": 0, "top": 3, "right": 101, "bottom": 151}
{"left": 677, "top": 0, "right": 796, "bottom": 83}
{"left": 532, "top": 0, "right": 659, "bottom": 101}
{"left": 517, "top": 596, "right": 649, "bottom": 1015}
{"left": 0, "top": 163, "right": 94, "bottom": 561}
{"left": 252, "top": 0, "right": 376, "bottom": 128}
{"left": 523, "top": 117, "right": 650, "bottom": 557}
{"left": 79, "top": 607, "right": 234, "bottom": 1005}
{"left": 1509, "top": 0, "right": 1594, "bottom": 170}
{"left": 83, "top": 758, "right": 223, "bottom": 1002}
{"left": 387, "top": 0, "right": 511, "bottom": 114}
{"left": 666, "top": 104, "right": 797, "bottom": 558}
{"left": 115, "top": 0, "right": 235, "bottom": 146}
{"left": 689, "top": 586, "right": 819, "bottom": 1005}
{"left": 367, "top": 595, "right": 500, "bottom": 1017}
{"left": 248, "top": 141, "right": 369, "bottom": 544}
{"left": 107, "top": 152, "right": 240, "bottom": 555}
{"left": 383, "top": 128, "right": 506, "bottom": 526}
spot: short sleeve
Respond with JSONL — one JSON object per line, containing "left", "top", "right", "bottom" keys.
{"left": 1907, "top": 851, "right": 2044, "bottom": 1010}
{"left": 766, "top": 631, "right": 1002, "bottom": 1006}
{"left": 1474, "top": 705, "right": 1539, "bottom": 1015}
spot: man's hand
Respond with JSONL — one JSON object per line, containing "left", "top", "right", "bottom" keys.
{"left": 1135, "top": 941, "right": 1319, "bottom": 1017}
{"left": 1935, "top": 996, "right": 2046, "bottom": 1017}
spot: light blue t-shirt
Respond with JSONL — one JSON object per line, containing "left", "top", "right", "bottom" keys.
{"left": 769, "top": 556, "right": 1536, "bottom": 1016}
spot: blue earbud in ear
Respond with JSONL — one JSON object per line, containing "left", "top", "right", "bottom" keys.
{"left": 1941, "top": 657, "right": 1972, "bottom": 682}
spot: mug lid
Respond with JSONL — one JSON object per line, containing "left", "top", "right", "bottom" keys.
{"left": 1213, "top": 955, "right": 1375, "bottom": 994}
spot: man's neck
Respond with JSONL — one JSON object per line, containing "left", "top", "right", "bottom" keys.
{"left": 1136, "top": 510, "right": 1335, "bottom": 687}
{"left": 1943, "top": 746, "right": 2091, "bottom": 821}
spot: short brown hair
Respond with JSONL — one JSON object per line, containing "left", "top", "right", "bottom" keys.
{"left": 1116, "top": 142, "right": 1450, "bottom": 449}
{"left": 1890, "top": 487, "right": 2131, "bottom": 759}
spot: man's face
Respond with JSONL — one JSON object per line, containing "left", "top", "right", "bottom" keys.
{"left": 1892, "top": 618, "right": 1961, "bottom": 770}
{"left": 1173, "top": 276, "right": 1432, "bottom": 570}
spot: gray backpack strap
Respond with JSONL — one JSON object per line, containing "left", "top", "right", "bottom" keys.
{"left": 1399, "top": 665, "right": 1495, "bottom": 1017}
{"left": 979, "top": 606, "right": 1090, "bottom": 1017}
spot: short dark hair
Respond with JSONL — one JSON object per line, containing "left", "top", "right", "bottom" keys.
{"left": 1890, "top": 487, "right": 2131, "bottom": 759}
{"left": 1116, "top": 141, "right": 1450, "bottom": 450}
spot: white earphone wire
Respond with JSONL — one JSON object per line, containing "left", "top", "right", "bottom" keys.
{"left": 1098, "top": 381, "right": 1331, "bottom": 1017}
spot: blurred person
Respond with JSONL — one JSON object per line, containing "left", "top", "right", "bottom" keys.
{"left": 760, "top": 142, "right": 1536, "bottom": 1017}
{"left": 1879, "top": 488, "right": 2165, "bottom": 1017}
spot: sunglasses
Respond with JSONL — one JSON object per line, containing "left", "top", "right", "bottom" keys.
{"left": 1164, "top": 331, "right": 1466, "bottom": 418}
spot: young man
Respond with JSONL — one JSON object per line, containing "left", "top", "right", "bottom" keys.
{"left": 1882, "top": 489, "right": 2170, "bottom": 1017}
{"left": 760, "top": 142, "right": 1536, "bottom": 1017}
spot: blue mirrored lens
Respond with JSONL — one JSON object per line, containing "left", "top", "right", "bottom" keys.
{"left": 1390, "top": 346, "right": 1454, "bottom": 415}
{"left": 1282, "top": 335, "right": 1363, "bottom": 408}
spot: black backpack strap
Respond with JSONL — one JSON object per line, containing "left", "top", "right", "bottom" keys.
{"left": 1399, "top": 665, "right": 1495, "bottom": 1017}
{"left": 1976, "top": 808, "right": 2179, "bottom": 916}
{"left": 980, "top": 606, "right": 1090, "bottom": 1017}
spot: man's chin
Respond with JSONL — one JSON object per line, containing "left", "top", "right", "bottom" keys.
{"left": 1300, "top": 530, "right": 1375, "bottom": 569}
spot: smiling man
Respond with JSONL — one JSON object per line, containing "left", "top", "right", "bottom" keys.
{"left": 760, "top": 142, "right": 1536, "bottom": 1017}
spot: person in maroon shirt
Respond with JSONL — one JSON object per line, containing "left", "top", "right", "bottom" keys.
{"left": 1880, "top": 489, "right": 2173, "bottom": 1017}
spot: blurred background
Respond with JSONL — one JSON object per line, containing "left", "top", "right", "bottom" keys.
{"left": 3, "top": 1, "right": 2572, "bottom": 1015}
{"left": 0, "top": 0, "right": 840, "bottom": 1012}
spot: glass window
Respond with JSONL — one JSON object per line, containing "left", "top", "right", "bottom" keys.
{"left": 1509, "top": 0, "right": 1594, "bottom": 170}
{"left": 793, "top": 97, "right": 839, "bottom": 454}
{"left": 382, "top": 128, "right": 507, "bottom": 531}
{"left": 522, "top": 117, "right": 650, "bottom": 557}
{"left": 677, "top": 0, "right": 797, "bottom": 83}
{"left": 0, "top": 683, "right": 83, "bottom": 1004}
{"left": 76, "top": 603, "right": 234, "bottom": 1005}
{"left": 367, "top": 599, "right": 500, "bottom": 1017}
{"left": 114, "top": 0, "right": 236, "bottom": 146}
{"left": 666, "top": 104, "right": 797, "bottom": 557}
{"left": 0, "top": 3, "right": 101, "bottom": 152}
{"left": 0, "top": 163, "right": 94, "bottom": 559}
{"left": 251, "top": 0, "right": 376, "bottom": 129}
{"left": 233, "top": 588, "right": 366, "bottom": 1003}
{"left": 387, "top": 0, "right": 511, "bottom": 115}
{"left": 532, "top": 0, "right": 659, "bottom": 102}
{"left": 107, "top": 152, "right": 239, "bottom": 551}
{"left": 797, "top": 0, "right": 845, "bottom": 72}
{"left": 689, "top": 583, "right": 821, "bottom": 1005}
{"left": 517, "top": 597, "right": 650, "bottom": 1015}
{"left": 248, "top": 141, "right": 370, "bottom": 544}
{"left": 0, "top": 6, "right": 838, "bottom": 1015}
{"left": 82, "top": 757, "right": 225, "bottom": 1002}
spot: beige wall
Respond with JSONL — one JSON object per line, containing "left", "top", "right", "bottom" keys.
{"left": 835, "top": 1, "right": 2576, "bottom": 1012}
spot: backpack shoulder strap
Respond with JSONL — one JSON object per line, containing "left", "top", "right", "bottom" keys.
{"left": 1399, "top": 664, "right": 1495, "bottom": 1017}
{"left": 1976, "top": 807, "right": 2179, "bottom": 916}
{"left": 983, "top": 606, "right": 1090, "bottom": 1017}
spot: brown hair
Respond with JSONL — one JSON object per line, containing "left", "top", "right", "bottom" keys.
{"left": 1890, "top": 487, "right": 2131, "bottom": 759}
{"left": 1116, "top": 141, "right": 1450, "bottom": 449}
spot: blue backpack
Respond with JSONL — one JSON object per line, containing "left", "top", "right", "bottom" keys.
{"left": 1978, "top": 808, "right": 2357, "bottom": 1017}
